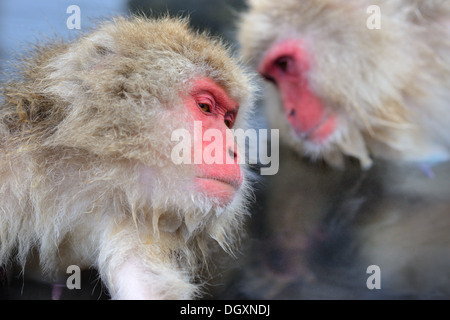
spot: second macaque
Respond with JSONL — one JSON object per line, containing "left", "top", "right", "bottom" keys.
{"left": 217, "top": 0, "right": 450, "bottom": 299}
{"left": 240, "top": 0, "right": 450, "bottom": 169}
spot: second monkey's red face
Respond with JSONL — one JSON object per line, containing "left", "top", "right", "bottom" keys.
{"left": 182, "top": 78, "right": 243, "bottom": 205}
{"left": 259, "top": 39, "right": 337, "bottom": 145}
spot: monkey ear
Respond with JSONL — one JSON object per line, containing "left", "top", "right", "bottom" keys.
{"left": 44, "top": 31, "right": 117, "bottom": 100}
{"left": 84, "top": 32, "right": 117, "bottom": 69}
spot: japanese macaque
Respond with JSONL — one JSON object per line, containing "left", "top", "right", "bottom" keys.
{"left": 240, "top": 0, "right": 450, "bottom": 169}
{"left": 216, "top": 0, "right": 450, "bottom": 299}
{"left": 0, "top": 16, "right": 256, "bottom": 299}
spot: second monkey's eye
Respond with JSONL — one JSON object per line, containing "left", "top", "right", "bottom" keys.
{"left": 198, "top": 103, "right": 212, "bottom": 113}
{"left": 274, "top": 56, "right": 290, "bottom": 72}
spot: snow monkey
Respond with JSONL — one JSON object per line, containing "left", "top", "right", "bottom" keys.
{"left": 239, "top": 0, "right": 450, "bottom": 169}
{"left": 0, "top": 16, "right": 256, "bottom": 299}
{"left": 218, "top": 0, "right": 450, "bottom": 299}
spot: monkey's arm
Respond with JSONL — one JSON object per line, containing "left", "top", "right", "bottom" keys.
{"left": 96, "top": 222, "right": 196, "bottom": 300}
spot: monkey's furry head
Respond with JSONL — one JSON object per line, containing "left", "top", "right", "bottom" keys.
{"left": 239, "top": 0, "right": 450, "bottom": 169}
{"left": 0, "top": 16, "right": 256, "bottom": 281}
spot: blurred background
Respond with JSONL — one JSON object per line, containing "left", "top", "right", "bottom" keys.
{"left": 0, "top": 0, "right": 246, "bottom": 73}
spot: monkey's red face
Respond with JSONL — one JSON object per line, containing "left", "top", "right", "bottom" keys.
{"left": 259, "top": 39, "right": 337, "bottom": 144}
{"left": 183, "top": 78, "right": 243, "bottom": 204}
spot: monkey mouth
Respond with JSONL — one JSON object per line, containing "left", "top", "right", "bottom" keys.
{"left": 195, "top": 176, "right": 241, "bottom": 190}
{"left": 194, "top": 176, "right": 241, "bottom": 204}
{"left": 292, "top": 114, "right": 337, "bottom": 143}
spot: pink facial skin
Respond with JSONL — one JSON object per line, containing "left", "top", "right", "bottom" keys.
{"left": 258, "top": 39, "right": 336, "bottom": 143}
{"left": 183, "top": 78, "right": 243, "bottom": 204}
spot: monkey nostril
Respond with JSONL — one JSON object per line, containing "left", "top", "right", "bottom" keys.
{"left": 228, "top": 147, "right": 237, "bottom": 160}
{"left": 288, "top": 109, "right": 295, "bottom": 117}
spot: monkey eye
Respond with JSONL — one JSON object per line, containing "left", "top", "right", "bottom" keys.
{"left": 198, "top": 103, "right": 212, "bottom": 113}
{"left": 274, "top": 56, "right": 290, "bottom": 72}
